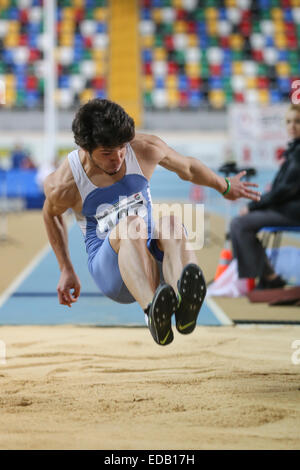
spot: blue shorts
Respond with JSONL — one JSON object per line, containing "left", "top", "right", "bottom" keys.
{"left": 88, "top": 235, "right": 164, "bottom": 304}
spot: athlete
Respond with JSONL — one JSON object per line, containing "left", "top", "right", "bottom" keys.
{"left": 43, "top": 99, "right": 261, "bottom": 346}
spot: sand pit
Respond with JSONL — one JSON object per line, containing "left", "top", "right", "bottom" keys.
{"left": 0, "top": 324, "right": 299, "bottom": 450}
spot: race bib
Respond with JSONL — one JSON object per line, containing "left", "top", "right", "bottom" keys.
{"left": 95, "top": 192, "right": 148, "bottom": 235}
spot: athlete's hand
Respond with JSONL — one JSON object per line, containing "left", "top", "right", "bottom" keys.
{"left": 57, "top": 268, "right": 81, "bottom": 307}
{"left": 223, "top": 171, "right": 261, "bottom": 202}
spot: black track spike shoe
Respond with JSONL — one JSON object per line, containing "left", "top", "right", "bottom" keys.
{"left": 175, "top": 264, "right": 206, "bottom": 335}
{"left": 145, "top": 284, "right": 177, "bottom": 346}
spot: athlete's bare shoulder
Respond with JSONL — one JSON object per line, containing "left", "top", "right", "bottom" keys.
{"left": 43, "top": 156, "right": 80, "bottom": 214}
{"left": 130, "top": 133, "right": 168, "bottom": 179}
{"left": 131, "top": 133, "right": 167, "bottom": 161}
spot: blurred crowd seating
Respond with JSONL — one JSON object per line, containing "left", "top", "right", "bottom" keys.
{"left": 0, "top": 168, "right": 44, "bottom": 208}
{"left": 0, "top": 0, "right": 108, "bottom": 109}
{"left": 140, "top": 0, "right": 300, "bottom": 109}
{"left": 0, "top": 0, "right": 299, "bottom": 110}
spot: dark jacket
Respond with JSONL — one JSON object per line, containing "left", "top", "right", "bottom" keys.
{"left": 248, "top": 138, "right": 300, "bottom": 222}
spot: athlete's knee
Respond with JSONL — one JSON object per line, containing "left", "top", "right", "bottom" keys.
{"left": 159, "top": 214, "right": 185, "bottom": 241}
{"left": 121, "top": 215, "right": 148, "bottom": 239}
{"left": 110, "top": 215, "right": 148, "bottom": 250}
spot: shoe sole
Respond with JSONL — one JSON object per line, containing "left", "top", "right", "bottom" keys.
{"left": 176, "top": 264, "right": 206, "bottom": 335}
{"left": 148, "top": 284, "right": 177, "bottom": 346}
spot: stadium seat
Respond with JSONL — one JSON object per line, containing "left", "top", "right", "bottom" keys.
{"left": 152, "top": 88, "right": 167, "bottom": 108}
{"left": 245, "top": 89, "right": 259, "bottom": 103}
{"left": 209, "top": 89, "right": 225, "bottom": 108}
{"left": 57, "top": 88, "right": 73, "bottom": 109}
{"left": 167, "top": 88, "right": 179, "bottom": 108}
{"left": 1, "top": 1, "right": 300, "bottom": 110}
{"left": 258, "top": 89, "right": 270, "bottom": 104}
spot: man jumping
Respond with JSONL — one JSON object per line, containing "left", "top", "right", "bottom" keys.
{"left": 43, "top": 99, "right": 260, "bottom": 346}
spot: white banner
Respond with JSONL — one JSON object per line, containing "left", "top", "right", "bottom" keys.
{"left": 228, "top": 104, "right": 289, "bottom": 168}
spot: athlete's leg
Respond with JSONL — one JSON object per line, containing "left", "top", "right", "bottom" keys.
{"left": 156, "top": 215, "right": 206, "bottom": 335}
{"left": 156, "top": 215, "right": 198, "bottom": 294}
{"left": 109, "top": 215, "right": 160, "bottom": 310}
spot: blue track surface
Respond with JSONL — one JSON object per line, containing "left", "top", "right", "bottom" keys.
{"left": 1, "top": 166, "right": 287, "bottom": 327}
{"left": 0, "top": 222, "right": 220, "bottom": 326}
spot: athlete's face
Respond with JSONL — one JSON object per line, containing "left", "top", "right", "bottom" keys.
{"left": 89, "top": 144, "right": 127, "bottom": 175}
{"left": 286, "top": 110, "right": 300, "bottom": 139}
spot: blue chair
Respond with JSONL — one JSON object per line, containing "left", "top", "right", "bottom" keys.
{"left": 278, "top": 50, "right": 288, "bottom": 62}
{"left": 8, "top": 7, "right": 19, "bottom": 20}
{"left": 140, "top": 8, "right": 151, "bottom": 20}
{"left": 178, "top": 75, "right": 188, "bottom": 91}
{"left": 259, "top": 0, "right": 271, "bottom": 8}
{"left": 260, "top": 226, "right": 300, "bottom": 269}
{"left": 284, "top": 9, "right": 293, "bottom": 22}
{"left": 56, "top": 7, "right": 62, "bottom": 22}
{"left": 270, "top": 89, "right": 282, "bottom": 104}
{"left": 223, "top": 49, "right": 233, "bottom": 61}
{"left": 95, "top": 90, "right": 106, "bottom": 99}
{"left": 58, "top": 75, "right": 70, "bottom": 89}
{"left": 199, "top": 37, "right": 209, "bottom": 49}
{"left": 265, "top": 36, "right": 274, "bottom": 47}
{"left": 3, "top": 49, "right": 13, "bottom": 65}
{"left": 0, "top": 170, "right": 7, "bottom": 198}
{"left": 222, "top": 64, "right": 232, "bottom": 78}
{"left": 196, "top": 25, "right": 207, "bottom": 40}
{"left": 74, "top": 47, "right": 84, "bottom": 62}
{"left": 25, "top": 91, "right": 40, "bottom": 109}
{"left": 28, "top": 23, "right": 40, "bottom": 35}
{"left": 209, "top": 77, "right": 222, "bottom": 89}
{"left": 188, "top": 90, "right": 203, "bottom": 108}
{"left": 86, "top": 0, "right": 96, "bottom": 7}
{"left": 96, "top": 22, "right": 107, "bottom": 33}
{"left": 74, "top": 34, "right": 84, "bottom": 47}
{"left": 16, "top": 75, "right": 26, "bottom": 90}
{"left": 278, "top": 78, "right": 291, "bottom": 94}
{"left": 142, "top": 49, "right": 152, "bottom": 63}
{"left": 28, "top": 33, "right": 38, "bottom": 49}
{"left": 219, "top": 8, "right": 227, "bottom": 20}
{"left": 155, "top": 77, "right": 165, "bottom": 89}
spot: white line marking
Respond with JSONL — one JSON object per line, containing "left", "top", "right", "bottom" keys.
{"left": 0, "top": 243, "right": 51, "bottom": 309}
{"left": 0, "top": 214, "right": 75, "bottom": 310}
{"left": 236, "top": 324, "right": 300, "bottom": 329}
{"left": 205, "top": 296, "right": 233, "bottom": 325}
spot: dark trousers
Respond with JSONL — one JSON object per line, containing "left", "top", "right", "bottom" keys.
{"left": 230, "top": 209, "right": 299, "bottom": 279}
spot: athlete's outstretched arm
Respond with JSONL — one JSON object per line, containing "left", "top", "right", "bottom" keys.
{"left": 148, "top": 136, "right": 261, "bottom": 202}
{"left": 43, "top": 176, "right": 81, "bottom": 307}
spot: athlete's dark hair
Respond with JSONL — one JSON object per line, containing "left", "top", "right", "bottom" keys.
{"left": 72, "top": 99, "right": 135, "bottom": 153}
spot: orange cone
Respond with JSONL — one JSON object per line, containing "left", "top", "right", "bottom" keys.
{"left": 247, "top": 278, "right": 255, "bottom": 291}
{"left": 214, "top": 248, "right": 233, "bottom": 280}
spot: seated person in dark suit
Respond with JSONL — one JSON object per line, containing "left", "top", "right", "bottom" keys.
{"left": 230, "top": 104, "right": 300, "bottom": 289}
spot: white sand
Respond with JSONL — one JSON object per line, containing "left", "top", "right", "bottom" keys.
{"left": 0, "top": 325, "right": 299, "bottom": 450}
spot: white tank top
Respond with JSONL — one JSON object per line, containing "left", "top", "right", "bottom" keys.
{"left": 68, "top": 143, "right": 154, "bottom": 263}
